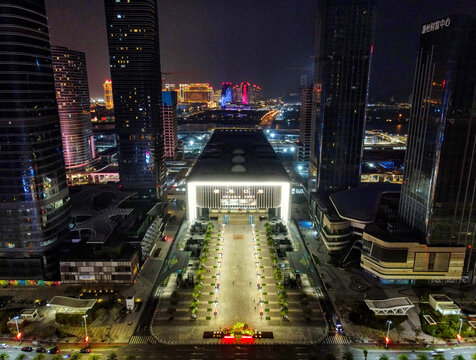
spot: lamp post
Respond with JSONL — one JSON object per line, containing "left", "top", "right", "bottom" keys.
{"left": 457, "top": 318, "right": 463, "bottom": 343}
{"left": 13, "top": 316, "right": 20, "bottom": 334}
{"left": 385, "top": 320, "right": 392, "bottom": 349}
{"left": 83, "top": 314, "right": 88, "bottom": 343}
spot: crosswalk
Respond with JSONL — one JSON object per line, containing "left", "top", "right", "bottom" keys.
{"left": 129, "top": 335, "right": 158, "bottom": 344}
{"left": 321, "top": 334, "right": 351, "bottom": 344}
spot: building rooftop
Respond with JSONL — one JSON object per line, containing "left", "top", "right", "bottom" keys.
{"left": 330, "top": 183, "right": 401, "bottom": 223}
{"left": 61, "top": 241, "right": 138, "bottom": 262}
{"left": 187, "top": 128, "right": 290, "bottom": 182}
{"left": 364, "top": 222, "right": 425, "bottom": 244}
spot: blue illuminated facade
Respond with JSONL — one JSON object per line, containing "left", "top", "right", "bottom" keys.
{"left": 220, "top": 82, "right": 232, "bottom": 107}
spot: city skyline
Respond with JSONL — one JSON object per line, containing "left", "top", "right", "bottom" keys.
{"left": 45, "top": 0, "right": 476, "bottom": 101}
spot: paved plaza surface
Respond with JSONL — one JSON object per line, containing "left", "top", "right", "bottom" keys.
{"left": 151, "top": 220, "right": 326, "bottom": 344}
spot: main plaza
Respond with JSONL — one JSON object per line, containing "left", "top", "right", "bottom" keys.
{"left": 151, "top": 218, "right": 326, "bottom": 344}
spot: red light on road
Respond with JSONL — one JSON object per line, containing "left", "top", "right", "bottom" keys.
{"left": 456, "top": 334, "right": 462, "bottom": 341}
{"left": 240, "top": 335, "right": 254, "bottom": 344}
{"left": 85, "top": 336, "right": 89, "bottom": 343}
{"left": 385, "top": 336, "right": 390, "bottom": 344}
{"left": 16, "top": 332, "right": 22, "bottom": 340}
{"left": 222, "top": 335, "right": 236, "bottom": 344}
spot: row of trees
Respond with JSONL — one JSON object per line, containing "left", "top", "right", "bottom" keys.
{"left": 318, "top": 351, "right": 475, "bottom": 360}
{"left": 190, "top": 222, "right": 214, "bottom": 318}
{"left": 265, "top": 222, "right": 289, "bottom": 320}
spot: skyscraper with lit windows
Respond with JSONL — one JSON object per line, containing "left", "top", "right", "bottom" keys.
{"left": 162, "top": 91, "right": 178, "bottom": 160}
{"left": 104, "top": 0, "right": 166, "bottom": 197}
{"left": 399, "top": 14, "right": 476, "bottom": 269}
{"left": 51, "top": 46, "right": 94, "bottom": 170}
{"left": 103, "top": 79, "right": 114, "bottom": 110}
{"left": 309, "top": 0, "right": 375, "bottom": 194}
{"left": 0, "top": 0, "right": 71, "bottom": 280}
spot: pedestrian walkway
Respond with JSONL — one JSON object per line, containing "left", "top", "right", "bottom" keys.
{"left": 321, "top": 334, "right": 352, "bottom": 344}
{"left": 129, "top": 335, "right": 158, "bottom": 345}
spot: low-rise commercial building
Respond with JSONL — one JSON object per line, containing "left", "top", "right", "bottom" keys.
{"left": 361, "top": 223, "right": 466, "bottom": 284}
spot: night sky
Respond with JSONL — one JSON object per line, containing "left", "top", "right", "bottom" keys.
{"left": 45, "top": 0, "right": 476, "bottom": 101}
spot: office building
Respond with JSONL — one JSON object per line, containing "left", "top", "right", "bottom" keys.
{"left": 298, "top": 76, "right": 313, "bottom": 162}
{"left": 162, "top": 91, "right": 179, "bottom": 160}
{"left": 399, "top": 15, "right": 476, "bottom": 270}
{"left": 103, "top": 79, "right": 114, "bottom": 110}
{"left": 104, "top": 0, "right": 166, "bottom": 197}
{"left": 0, "top": 0, "right": 71, "bottom": 280}
{"left": 221, "top": 82, "right": 232, "bottom": 107}
{"left": 309, "top": 0, "right": 375, "bottom": 194}
{"left": 51, "top": 46, "right": 94, "bottom": 170}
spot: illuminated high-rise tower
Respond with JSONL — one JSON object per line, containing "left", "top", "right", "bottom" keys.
{"left": 309, "top": 0, "right": 375, "bottom": 194}
{"left": 298, "top": 76, "right": 313, "bottom": 162}
{"left": 51, "top": 46, "right": 94, "bottom": 170}
{"left": 0, "top": 0, "right": 71, "bottom": 280}
{"left": 103, "top": 79, "right": 114, "bottom": 110}
{"left": 104, "top": 0, "right": 166, "bottom": 197}
{"left": 162, "top": 91, "right": 178, "bottom": 160}
{"left": 399, "top": 15, "right": 476, "bottom": 264}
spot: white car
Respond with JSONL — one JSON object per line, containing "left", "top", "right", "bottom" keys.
{"left": 0, "top": 344, "right": 7, "bottom": 349}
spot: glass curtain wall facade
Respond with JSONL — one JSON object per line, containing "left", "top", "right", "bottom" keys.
{"left": 51, "top": 46, "right": 94, "bottom": 170}
{"left": 104, "top": 0, "right": 166, "bottom": 197}
{"left": 310, "top": 0, "right": 375, "bottom": 194}
{"left": 399, "top": 15, "right": 476, "bottom": 267}
{"left": 0, "top": 0, "right": 71, "bottom": 280}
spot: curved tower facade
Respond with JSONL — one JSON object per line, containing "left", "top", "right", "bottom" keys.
{"left": 0, "top": 0, "right": 71, "bottom": 280}
{"left": 51, "top": 46, "right": 94, "bottom": 170}
{"left": 104, "top": 0, "right": 166, "bottom": 197}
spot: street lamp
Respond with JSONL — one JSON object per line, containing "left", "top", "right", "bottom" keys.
{"left": 385, "top": 320, "right": 392, "bottom": 349}
{"left": 82, "top": 315, "right": 88, "bottom": 343}
{"left": 457, "top": 318, "right": 463, "bottom": 343}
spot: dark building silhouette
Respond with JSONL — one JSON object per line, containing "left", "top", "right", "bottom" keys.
{"left": 309, "top": 0, "right": 375, "bottom": 194}
{"left": 51, "top": 46, "right": 94, "bottom": 170}
{"left": 399, "top": 14, "right": 476, "bottom": 272}
{"left": 0, "top": 0, "right": 71, "bottom": 280}
{"left": 104, "top": 0, "right": 166, "bottom": 197}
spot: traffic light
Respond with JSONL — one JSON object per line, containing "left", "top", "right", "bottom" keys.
{"left": 456, "top": 334, "right": 462, "bottom": 342}
{"left": 385, "top": 336, "right": 390, "bottom": 345}
{"left": 16, "top": 332, "right": 22, "bottom": 340}
{"left": 84, "top": 336, "right": 89, "bottom": 343}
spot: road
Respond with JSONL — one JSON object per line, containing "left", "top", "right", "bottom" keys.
{"left": 2, "top": 343, "right": 475, "bottom": 360}
{"left": 259, "top": 110, "right": 279, "bottom": 127}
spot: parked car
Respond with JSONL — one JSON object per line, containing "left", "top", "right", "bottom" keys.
{"left": 79, "top": 346, "right": 91, "bottom": 353}
{"left": 36, "top": 347, "right": 46, "bottom": 353}
{"left": 48, "top": 346, "right": 60, "bottom": 354}
{"left": 21, "top": 347, "right": 33, "bottom": 352}
{"left": 0, "top": 344, "right": 7, "bottom": 349}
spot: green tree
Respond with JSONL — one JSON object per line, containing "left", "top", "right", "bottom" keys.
{"left": 398, "top": 355, "right": 409, "bottom": 360}
{"left": 15, "top": 355, "right": 27, "bottom": 360}
{"left": 379, "top": 355, "right": 390, "bottom": 360}
{"left": 434, "top": 355, "right": 446, "bottom": 360}
{"left": 363, "top": 350, "right": 368, "bottom": 360}
{"left": 89, "top": 356, "right": 100, "bottom": 360}
{"left": 325, "top": 354, "right": 337, "bottom": 360}
{"left": 472, "top": 355, "right": 476, "bottom": 360}
{"left": 33, "top": 355, "right": 45, "bottom": 360}
{"left": 71, "top": 354, "right": 82, "bottom": 360}
{"left": 417, "top": 355, "right": 429, "bottom": 360}
{"left": 52, "top": 355, "right": 62, "bottom": 360}
{"left": 453, "top": 355, "right": 465, "bottom": 360}
{"left": 342, "top": 351, "right": 354, "bottom": 360}
{"left": 0, "top": 354, "right": 10, "bottom": 360}
{"left": 107, "top": 353, "right": 117, "bottom": 360}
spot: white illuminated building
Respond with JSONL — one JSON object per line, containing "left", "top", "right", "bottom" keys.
{"left": 187, "top": 129, "right": 291, "bottom": 223}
